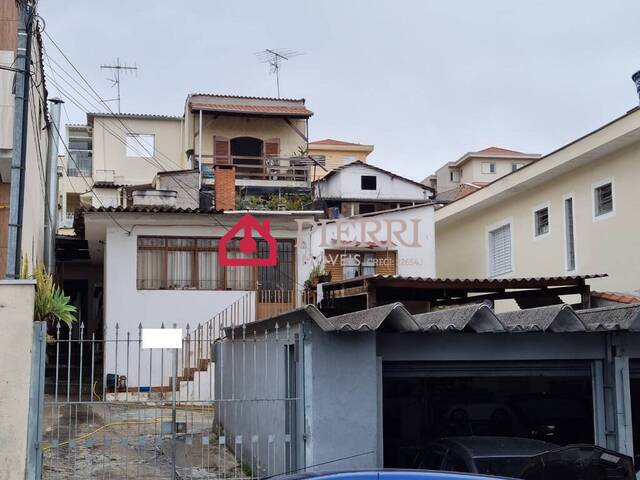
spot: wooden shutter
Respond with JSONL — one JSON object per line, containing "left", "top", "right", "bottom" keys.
{"left": 324, "top": 249, "right": 343, "bottom": 282}
{"left": 264, "top": 138, "right": 280, "bottom": 158}
{"left": 375, "top": 251, "right": 397, "bottom": 276}
{"left": 489, "top": 224, "right": 512, "bottom": 277}
{"left": 213, "top": 136, "right": 230, "bottom": 164}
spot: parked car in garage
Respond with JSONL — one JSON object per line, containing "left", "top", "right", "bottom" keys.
{"left": 414, "top": 437, "right": 634, "bottom": 480}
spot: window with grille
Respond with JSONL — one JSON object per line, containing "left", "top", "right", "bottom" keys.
{"left": 534, "top": 207, "right": 549, "bottom": 237}
{"left": 481, "top": 162, "right": 496, "bottom": 174}
{"left": 488, "top": 223, "right": 512, "bottom": 277}
{"left": 565, "top": 197, "right": 576, "bottom": 271}
{"left": 594, "top": 182, "right": 613, "bottom": 217}
{"left": 136, "top": 236, "right": 294, "bottom": 290}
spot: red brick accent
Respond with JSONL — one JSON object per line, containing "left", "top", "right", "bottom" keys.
{"left": 214, "top": 165, "right": 236, "bottom": 211}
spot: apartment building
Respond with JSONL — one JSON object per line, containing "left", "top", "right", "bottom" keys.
{"left": 435, "top": 90, "right": 640, "bottom": 295}
{"left": 307, "top": 138, "right": 374, "bottom": 180}
{"left": 425, "top": 147, "right": 540, "bottom": 200}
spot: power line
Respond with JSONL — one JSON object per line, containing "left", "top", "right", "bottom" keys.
{"left": 255, "top": 49, "right": 303, "bottom": 98}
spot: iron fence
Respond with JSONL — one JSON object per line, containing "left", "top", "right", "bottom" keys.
{"left": 41, "top": 293, "right": 301, "bottom": 479}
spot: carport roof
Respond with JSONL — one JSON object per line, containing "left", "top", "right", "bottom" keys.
{"left": 233, "top": 302, "right": 640, "bottom": 335}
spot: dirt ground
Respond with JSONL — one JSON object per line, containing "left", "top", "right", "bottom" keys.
{"left": 42, "top": 396, "right": 247, "bottom": 479}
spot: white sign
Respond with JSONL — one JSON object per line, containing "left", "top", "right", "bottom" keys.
{"left": 142, "top": 328, "right": 183, "bottom": 349}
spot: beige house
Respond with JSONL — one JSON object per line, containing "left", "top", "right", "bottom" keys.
{"left": 307, "top": 138, "right": 374, "bottom": 180}
{"left": 427, "top": 146, "right": 540, "bottom": 196}
{"left": 435, "top": 105, "right": 640, "bottom": 295}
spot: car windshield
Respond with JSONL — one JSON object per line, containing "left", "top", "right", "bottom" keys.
{"left": 474, "top": 456, "right": 531, "bottom": 478}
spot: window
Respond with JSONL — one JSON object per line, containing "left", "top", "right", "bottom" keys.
{"left": 487, "top": 221, "right": 512, "bottom": 277}
{"left": 342, "top": 252, "right": 376, "bottom": 279}
{"left": 136, "top": 236, "right": 294, "bottom": 290}
{"left": 512, "top": 163, "right": 524, "bottom": 172}
{"left": 593, "top": 180, "right": 614, "bottom": 218}
{"left": 481, "top": 162, "right": 496, "bottom": 174}
{"left": 533, "top": 206, "right": 549, "bottom": 238}
{"left": 449, "top": 170, "right": 460, "bottom": 182}
{"left": 361, "top": 175, "right": 377, "bottom": 190}
{"left": 564, "top": 196, "right": 576, "bottom": 271}
{"left": 126, "top": 134, "right": 155, "bottom": 158}
{"left": 67, "top": 131, "right": 92, "bottom": 177}
{"left": 357, "top": 203, "right": 376, "bottom": 214}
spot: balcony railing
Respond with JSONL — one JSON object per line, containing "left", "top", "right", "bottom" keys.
{"left": 202, "top": 156, "right": 309, "bottom": 183}
{"left": 58, "top": 212, "right": 75, "bottom": 229}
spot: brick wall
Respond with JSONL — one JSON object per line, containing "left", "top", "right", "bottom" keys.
{"left": 214, "top": 165, "right": 235, "bottom": 211}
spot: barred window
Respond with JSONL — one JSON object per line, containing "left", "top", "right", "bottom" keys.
{"left": 594, "top": 182, "right": 613, "bottom": 217}
{"left": 136, "top": 236, "right": 294, "bottom": 291}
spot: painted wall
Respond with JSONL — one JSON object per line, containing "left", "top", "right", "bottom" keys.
{"left": 316, "top": 164, "right": 431, "bottom": 201}
{"left": 189, "top": 114, "right": 307, "bottom": 162}
{"left": 436, "top": 140, "right": 640, "bottom": 293}
{"left": 0, "top": 280, "right": 36, "bottom": 480}
{"left": 307, "top": 144, "right": 373, "bottom": 181}
{"left": 305, "top": 323, "right": 380, "bottom": 470}
{"left": 92, "top": 116, "right": 184, "bottom": 185}
{"left": 297, "top": 204, "right": 436, "bottom": 284}
{"left": 435, "top": 157, "right": 534, "bottom": 193}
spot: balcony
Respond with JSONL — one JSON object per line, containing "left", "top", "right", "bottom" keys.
{"left": 58, "top": 212, "right": 75, "bottom": 229}
{"left": 202, "top": 156, "right": 310, "bottom": 189}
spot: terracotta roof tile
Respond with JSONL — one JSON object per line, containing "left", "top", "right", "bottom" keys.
{"left": 189, "top": 102, "right": 312, "bottom": 117}
{"left": 476, "top": 146, "right": 525, "bottom": 155}
{"left": 592, "top": 291, "right": 640, "bottom": 304}
{"left": 309, "top": 139, "right": 363, "bottom": 146}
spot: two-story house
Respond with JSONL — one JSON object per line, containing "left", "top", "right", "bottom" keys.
{"left": 307, "top": 138, "right": 374, "bottom": 180}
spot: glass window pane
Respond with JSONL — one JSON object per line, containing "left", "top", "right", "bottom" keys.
{"left": 167, "top": 251, "right": 193, "bottom": 289}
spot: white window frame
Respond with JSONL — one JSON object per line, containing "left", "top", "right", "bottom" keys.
{"left": 562, "top": 192, "right": 578, "bottom": 273}
{"left": 481, "top": 162, "right": 496, "bottom": 174}
{"left": 485, "top": 217, "right": 514, "bottom": 278}
{"left": 126, "top": 133, "right": 155, "bottom": 158}
{"left": 592, "top": 177, "right": 615, "bottom": 222}
{"left": 532, "top": 202, "right": 551, "bottom": 240}
{"left": 512, "top": 163, "right": 524, "bottom": 172}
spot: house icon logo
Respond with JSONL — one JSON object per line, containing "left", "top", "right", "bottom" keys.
{"left": 219, "top": 214, "right": 278, "bottom": 267}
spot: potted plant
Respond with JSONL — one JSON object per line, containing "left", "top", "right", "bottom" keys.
{"left": 306, "top": 260, "right": 331, "bottom": 288}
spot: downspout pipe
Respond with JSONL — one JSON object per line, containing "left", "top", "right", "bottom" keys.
{"left": 6, "top": 1, "right": 33, "bottom": 278}
{"left": 44, "top": 98, "right": 63, "bottom": 273}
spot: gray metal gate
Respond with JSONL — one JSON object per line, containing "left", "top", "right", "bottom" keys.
{"left": 39, "top": 294, "right": 301, "bottom": 479}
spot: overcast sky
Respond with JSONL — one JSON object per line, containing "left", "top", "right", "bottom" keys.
{"left": 39, "top": 0, "right": 640, "bottom": 180}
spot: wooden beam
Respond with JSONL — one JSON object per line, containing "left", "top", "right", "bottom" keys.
{"left": 431, "top": 285, "right": 583, "bottom": 307}
{"left": 283, "top": 118, "right": 308, "bottom": 142}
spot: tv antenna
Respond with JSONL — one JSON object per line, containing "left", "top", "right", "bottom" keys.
{"left": 255, "top": 49, "right": 303, "bottom": 97}
{"left": 100, "top": 58, "right": 138, "bottom": 113}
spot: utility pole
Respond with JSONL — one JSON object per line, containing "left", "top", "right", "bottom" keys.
{"left": 100, "top": 58, "right": 137, "bottom": 113}
{"left": 44, "top": 98, "right": 63, "bottom": 273}
{"left": 6, "top": 0, "right": 34, "bottom": 278}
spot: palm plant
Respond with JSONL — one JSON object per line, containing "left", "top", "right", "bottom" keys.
{"left": 22, "top": 259, "right": 77, "bottom": 327}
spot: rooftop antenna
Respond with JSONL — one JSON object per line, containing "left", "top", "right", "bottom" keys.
{"left": 100, "top": 58, "right": 138, "bottom": 113}
{"left": 255, "top": 49, "right": 303, "bottom": 98}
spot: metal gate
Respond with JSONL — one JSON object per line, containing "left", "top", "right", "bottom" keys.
{"left": 39, "top": 294, "right": 301, "bottom": 479}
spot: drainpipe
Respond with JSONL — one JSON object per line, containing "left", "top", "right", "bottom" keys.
{"left": 6, "top": 0, "right": 33, "bottom": 278}
{"left": 44, "top": 98, "right": 63, "bottom": 273}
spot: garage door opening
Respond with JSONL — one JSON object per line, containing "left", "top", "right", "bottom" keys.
{"left": 383, "top": 367, "right": 594, "bottom": 468}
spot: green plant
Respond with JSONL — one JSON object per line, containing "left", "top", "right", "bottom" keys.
{"left": 308, "top": 259, "right": 326, "bottom": 280}
{"left": 24, "top": 261, "right": 77, "bottom": 327}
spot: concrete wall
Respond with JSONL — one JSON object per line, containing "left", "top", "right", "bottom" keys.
{"left": 0, "top": 280, "right": 36, "bottom": 480}
{"left": 316, "top": 163, "right": 431, "bottom": 201}
{"left": 156, "top": 171, "right": 199, "bottom": 209}
{"left": 92, "top": 116, "right": 184, "bottom": 186}
{"left": 305, "top": 322, "right": 380, "bottom": 470}
{"left": 436, "top": 140, "right": 640, "bottom": 293}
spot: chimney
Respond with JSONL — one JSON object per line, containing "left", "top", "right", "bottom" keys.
{"left": 633, "top": 70, "right": 640, "bottom": 103}
{"left": 214, "top": 165, "right": 236, "bottom": 211}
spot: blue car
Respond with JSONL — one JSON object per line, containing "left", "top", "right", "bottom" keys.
{"left": 275, "top": 471, "right": 510, "bottom": 480}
